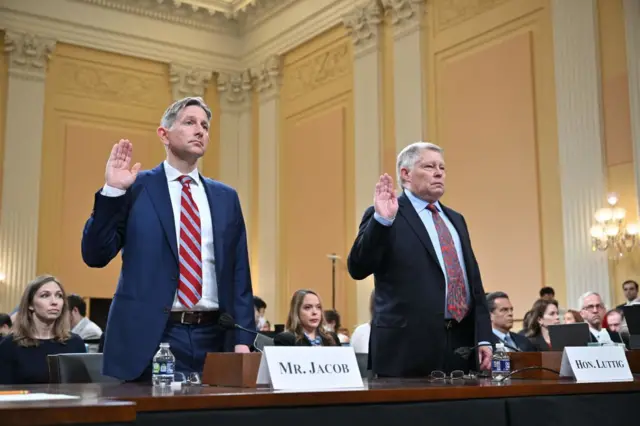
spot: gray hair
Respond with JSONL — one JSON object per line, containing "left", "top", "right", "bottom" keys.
{"left": 160, "top": 96, "right": 212, "bottom": 129}
{"left": 578, "top": 291, "right": 602, "bottom": 310}
{"left": 486, "top": 291, "right": 510, "bottom": 312}
{"left": 396, "top": 142, "right": 444, "bottom": 188}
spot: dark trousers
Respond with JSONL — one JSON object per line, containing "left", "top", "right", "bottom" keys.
{"left": 131, "top": 321, "right": 225, "bottom": 383}
{"left": 443, "top": 315, "right": 477, "bottom": 373}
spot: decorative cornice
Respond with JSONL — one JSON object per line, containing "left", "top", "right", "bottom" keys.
{"left": 342, "top": 0, "right": 383, "bottom": 58}
{"left": 254, "top": 55, "right": 281, "bottom": 102}
{"left": 381, "top": 0, "right": 425, "bottom": 38}
{"left": 169, "top": 63, "right": 213, "bottom": 101}
{"left": 72, "top": 0, "right": 299, "bottom": 34}
{"left": 436, "top": 0, "right": 510, "bottom": 32}
{"left": 217, "top": 70, "right": 253, "bottom": 111}
{"left": 3, "top": 31, "right": 56, "bottom": 81}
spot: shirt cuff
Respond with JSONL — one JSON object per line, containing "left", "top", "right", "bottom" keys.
{"left": 101, "top": 184, "right": 127, "bottom": 197}
{"left": 374, "top": 212, "right": 395, "bottom": 226}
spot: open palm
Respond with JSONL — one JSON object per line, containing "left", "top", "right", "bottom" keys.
{"left": 105, "top": 139, "right": 141, "bottom": 190}
{"left": 374, "top": 173, "right": 398, "bottom": 219}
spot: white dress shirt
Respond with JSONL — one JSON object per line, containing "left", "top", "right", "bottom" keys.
{"left": 102, "top": 160, "right": 218, "bottom": 311}
{"left": 590, "top": 327, "right": 613, "bottom": 344}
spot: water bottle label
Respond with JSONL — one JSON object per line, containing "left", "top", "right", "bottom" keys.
{"left": 492, "top": 359, "right": 510, "bottom": 373}
{"left": 152, "top": 361, "right": 175, "bottom": 375}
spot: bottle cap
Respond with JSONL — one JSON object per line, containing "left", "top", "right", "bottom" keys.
{"left": 495, "top": 343, "right": 504, "bottom": 349}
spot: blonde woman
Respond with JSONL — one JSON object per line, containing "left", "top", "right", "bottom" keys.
{"left": 0, "top": 275, "right": 86, "bottom": 384}
{"left": 277, "top": 289, "right": 340, "bottom": 346}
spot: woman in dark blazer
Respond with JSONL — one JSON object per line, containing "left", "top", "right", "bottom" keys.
{"left": 525, "top": 299, "right": 560, "bottom": 351}
{"left": 275, "top": 289, "right": 340, "bottom": 347}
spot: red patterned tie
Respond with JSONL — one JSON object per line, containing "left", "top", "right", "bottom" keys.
{"left": 177, "top": 175, "right": 202, "bottom": 308}
{"left": 426, "top": 203, "right": 468, "bottom": 322}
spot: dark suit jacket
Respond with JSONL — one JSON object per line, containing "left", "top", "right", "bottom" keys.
{"left": 589, "top": 329, "right": 624, "bottom": 345}
{"left": 347, "top": 193, "right": 491, "bottom": 377}
{"left": 488, "top": 330, "right": 537, "bottom": 352}
{"left": 81, "top": 163, "right": 255, "bottom": 381}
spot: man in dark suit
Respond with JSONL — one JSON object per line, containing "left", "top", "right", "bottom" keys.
{"left": 616, "top": 280, "right": 638, "bottom": 310}
{"left": 580, "top": 292, "right": 625, "bottom": 346}
{"left": 347, "top": 142, "right": 492, "bottom": 377}
{"left": 81, "top": 97, "right": 254, "bottom": 382}
{"left": 486, "top": 292, "right": 536, "bottom": 352}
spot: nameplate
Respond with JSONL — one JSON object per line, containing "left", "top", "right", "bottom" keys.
{"left": 256, "top": 346, "right": 364, "bottom": 390}
{"left": 560, "top": 345, "right": 633, "bottom": 383}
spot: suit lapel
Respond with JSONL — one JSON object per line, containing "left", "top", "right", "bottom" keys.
{"left": 146, "top": 164, "right": 178, "bottom": 262}
{"left": 397, "top": 194, "right": 440, "bottom": 266}
{"left": 201, "top": 176, "right": 224, "bottom": 280}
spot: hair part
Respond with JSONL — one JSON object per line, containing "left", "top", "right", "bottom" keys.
{"left": 12, "top": 275, "right": 72, "bottom": 347}
{"left": 285, "top": 289, "right": 336, "bottom": 346}
{"left": 396, "top": 142, "right": 444, "bottom": 188}
{"left": 160, "top": 96, "right": 212, "bottom": 129}
{"left": 486, "top": 291, "right": 509, "bottom": 313}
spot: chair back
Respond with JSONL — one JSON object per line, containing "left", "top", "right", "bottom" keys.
{"left": 48, "top": 353, "right": 120, "bottom": 383}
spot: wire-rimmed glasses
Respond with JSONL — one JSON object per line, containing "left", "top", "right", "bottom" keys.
{"left": 429, "top": 370, "right": 478, "bottom": 383}
{"left": 174, "top": 372, "right": 202, "bottom": 386}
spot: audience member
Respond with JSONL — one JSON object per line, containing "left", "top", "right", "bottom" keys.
{"left": 525, "top": 299, "right": 560, "bottom": 351}
{"left": 324, "top": 309, "right": 349, "bottom": 344}
{"left": 0, "top": 313, "right": 12, "bottom": 336}
{"left": 616, "top": 280, "right": 639, "bottom": 310}
{"left": 580, "top": 292, "right": 624, "bottom": 345}
{"left": 486, "top": 292, "right": 536, "bottom": 352}
{"left": 68, "top": 294, "right": 103, "bottom": 340}
{"left": 539, "top": 287, "right": 555, "bottom": 301}
{"left": 563, "top": 309, "right": 583, "bottom": 324}
{"left": 276, "top": 289, "right": 339, "bottom": 346}
{"left": 253, "top": 296, "right": 270, "bottom": 331}
{"left": 351, "top": 289, "right": 374, "bottom": 353}
{"left": 0, "top": 275, "right": 86, "bottom": 384}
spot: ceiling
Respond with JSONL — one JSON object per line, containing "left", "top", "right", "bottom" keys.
{"left": 166, "top": 0, "right": 263, "bottom": 17}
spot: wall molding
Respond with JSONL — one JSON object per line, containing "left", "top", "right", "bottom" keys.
{"left": 623, "top": 0, "right": 640, "bottom": 217}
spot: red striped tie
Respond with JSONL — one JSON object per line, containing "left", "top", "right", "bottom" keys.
{"left": 177, "top": 175, "right": 202, "bottom": 308}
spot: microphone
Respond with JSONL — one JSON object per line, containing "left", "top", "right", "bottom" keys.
{"left": 454, "top": 342, "right": 521, "bottom": 360}
{"left": 273, "top": 331, "right": 297, "bottom": 346}
{"left": 218, "top": 313, "right": 274, "bottom": 351}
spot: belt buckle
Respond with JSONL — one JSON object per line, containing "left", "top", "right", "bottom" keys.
{"left": 445, "top": 320, "right": 453, "bottom": 329}
{"left": 196, "top": 313, "right": 201, "bottom": 325}
{"left": 181, "top": 312, "right": 186, "bottom": 324}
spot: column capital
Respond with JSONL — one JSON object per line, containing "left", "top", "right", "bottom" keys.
{"left": 342, "top": 0, "right": 383, "bottom": 58}
{"left": 217, "top": 70, "right": 253, "bottom": 112}
{"left": 169, "top": 63, "right": 212, "bottom": 101}
{"left": 382, "top": 0, "right": 425, "bottom": 39}
{"left": 255, "top": 55, "right": 282, "bottom": 104}
{"left": 4, "top": 31, "right": 56, "bottom": 81}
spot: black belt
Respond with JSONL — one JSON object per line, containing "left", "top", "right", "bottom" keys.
{"left": 169, "top": 310, "right": 220, "bottom": 325}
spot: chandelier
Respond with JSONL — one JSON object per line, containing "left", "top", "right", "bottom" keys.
{"left": 590, "top": 193, "right": 640, "bottom": 257}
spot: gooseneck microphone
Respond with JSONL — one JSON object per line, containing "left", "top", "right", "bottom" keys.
{"left": 273, "top": 331, "right": 297, "bottom": 346}
{"left": 218, "top": 312, "right": 261, "bottom": 336}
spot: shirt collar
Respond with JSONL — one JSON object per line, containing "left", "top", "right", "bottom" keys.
{"left": 164, "top": 160, "right": 201, "bottom": 186}
{"left": 492, "top": 328, "right": 508, "bottom": 341}
{"left": 405, "top": 189, "right": 441, "bottom": 213}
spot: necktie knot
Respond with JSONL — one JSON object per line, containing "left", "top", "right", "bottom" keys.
{"left": 427, "top": 203, "right": 438, "bottom": 214}
{"left": 179, "top": 175, "right": 193, "bottom": 187}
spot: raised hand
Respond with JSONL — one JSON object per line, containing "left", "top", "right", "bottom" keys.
{"left": 105, "top": 139, "right": 141, "bottom": 190}
{"left": 374, "top": 173, "right": 398, "bottom": 220}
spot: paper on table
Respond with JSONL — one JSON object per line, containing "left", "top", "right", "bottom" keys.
{"left": 0, "top": 393, "right": 80, "bottom": 402}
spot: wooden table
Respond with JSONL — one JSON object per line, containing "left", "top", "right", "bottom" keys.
{"left": 1, "top": 378, "right": 639, "bottom": 426}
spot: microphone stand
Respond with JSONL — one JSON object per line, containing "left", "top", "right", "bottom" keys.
{"left": 326, "top": 253, "right": 340, "bottom": 309}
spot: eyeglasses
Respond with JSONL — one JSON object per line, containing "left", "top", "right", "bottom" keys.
{"left": 582, "top": 304, "right": 604, "bottom": 311}
{"left": 174, "top": 372, "right": 202, "bottom": 386}
{"left": 429, "top": 370, "right": 479, "bottom": 383}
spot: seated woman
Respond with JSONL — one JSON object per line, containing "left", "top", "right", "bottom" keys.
{"left": 276, "top": 289, "right": 340, "bottom": 346}
{"left": 0, "top": 275, "right": 86, "bottom": 384}
{"left": 525, "top": 298, "right": 560, "bottom": 351}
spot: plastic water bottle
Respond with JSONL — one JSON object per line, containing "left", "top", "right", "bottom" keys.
{"left": 152, "top": 342, "right": 175, "bottom": 386}
{"left": 491, "top": 343, "right": 511, "bottom": 383}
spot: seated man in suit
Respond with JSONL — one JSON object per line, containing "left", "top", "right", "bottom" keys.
{"left": 579, "top": 292, "right": 624, "bottom": 345}
{"left": 486, "top": 292, "right": 536, "bottom": 352}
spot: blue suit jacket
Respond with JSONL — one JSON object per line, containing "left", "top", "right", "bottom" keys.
{"left": 81, "top": 164, "right": 255, "bottom": 381}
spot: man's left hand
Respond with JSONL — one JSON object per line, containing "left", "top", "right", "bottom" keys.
{"left": 235, "top": 344, "right": 250, "bottom": 353}
{"left": 478, "top": 346, "right": 492, "bottom": 371}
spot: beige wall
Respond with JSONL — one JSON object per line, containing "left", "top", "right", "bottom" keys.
{"left": 0, "top": 32, "right": 6, "bottom": 213}
{"left": 420, "top": 0, "right": 563, "bottom": 319}
{"left": 36, "top": 44, "right": 220, "bottom": 298}
{"left": 277, "top": 26, "right": 357, "bottom": 328}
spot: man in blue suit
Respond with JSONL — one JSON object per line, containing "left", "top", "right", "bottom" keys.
{"left": 81, "top": 97, "right": 254, "bottom": 382}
